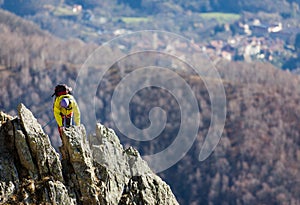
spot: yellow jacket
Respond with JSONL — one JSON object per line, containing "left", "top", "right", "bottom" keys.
{"left": 53, "top": 94, "right": 80, "bottom": 127}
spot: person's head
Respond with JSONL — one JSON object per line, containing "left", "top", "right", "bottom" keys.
{"left": 60, "top": 98, "right": 70, "bottom": 108}
{"left": 52, "top": 84, "right": 72, "bottom": 97}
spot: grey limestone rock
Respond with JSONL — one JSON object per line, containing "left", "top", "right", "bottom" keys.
{"left": 90, "top": 123, "right": 179, "bottom": 205}
{"left": 0, "top": 104, "right": 72, "bottom": 204}
{"left": 18, "top": 103, "right": 64, "bottom": 182}
{"left": 60, "top": 125, "right": 100, "bottom": 205}
{"left": 0, "top": 104, "right": 179, "bottom": 205}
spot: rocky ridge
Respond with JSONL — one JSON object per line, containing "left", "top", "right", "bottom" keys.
{"left": 0, "top": 103, "right": 179, "bottom": 205}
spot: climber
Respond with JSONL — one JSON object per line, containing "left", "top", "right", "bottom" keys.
{"left": 52, "top": 84, "right": 81, "bottom": 137}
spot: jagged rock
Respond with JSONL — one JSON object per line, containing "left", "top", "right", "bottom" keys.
{"left": 60, "top": 125, "right": 100, "bottom": 205}
{"left": 14, "top": 129, "right": 39, "bottom": 179}
{"left": 18, "top": 103, "right": 64, "bottom": 182}
{"left": 119, "top": 174, "right": 179, "bottom": 205}
{"left": 0, "top": 104, "right": 179, "bottom": 205}
{"left": 90, "top": 123, "right": 179, "bottom": 205}
{"left": 0, "top": 111, "right": 13, "bottom": 125}
{"left": 0, "top": 112, "right": 19, "bottom": 203}
{"left": 0, "top": 104, "right": 72, "bottom": 204}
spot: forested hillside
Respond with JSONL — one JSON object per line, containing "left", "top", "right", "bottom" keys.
{"left": 2, "top": 0, "right": 300, "bottom": 71}
{"left": 95, "top": 58, "right": 300, "bottom": 204}
{"left": 2, "top": 0, "right": 300, "bottom": 15}
{"left": 0, "top": 9, "right": 97, "bottom": 144}
{"left": 1, "top": 9, "right": 300, "bottom": 204}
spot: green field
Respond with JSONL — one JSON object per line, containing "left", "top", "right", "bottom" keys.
{"left": 119, "top": 17, "right": 150, "bottom": 24}
{"left": 52, "top": 7, "right": 79, "bottom": 17}
{"left": 199, "top": 12, "right": 240, "bottom": 24}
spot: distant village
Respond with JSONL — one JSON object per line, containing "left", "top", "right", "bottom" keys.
{"left": 200, "top": 19, "right": 300, "bottom": 63}
{"left": 53, "top": 4, "right": 300, "bottom": 67}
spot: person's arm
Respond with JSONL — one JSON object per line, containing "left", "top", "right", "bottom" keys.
{"left": 72, "top": 99, "right": 81, "bottom": 126}
{"left": 53, "top": 99, "right": 63, "bottom": 127}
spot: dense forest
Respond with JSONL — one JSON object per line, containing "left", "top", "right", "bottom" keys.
{"left": 1, "top": 9, "right": 300, "bottom": 204}
{"left": 2, "top": 0, "right": 300, "bottom": 15}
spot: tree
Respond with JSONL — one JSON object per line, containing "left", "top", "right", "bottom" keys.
{"left": 118, "top": 0, "right": 142, "bottom": 9}
{"left": 2, "top": 0, "right": 60, "bottom": 15}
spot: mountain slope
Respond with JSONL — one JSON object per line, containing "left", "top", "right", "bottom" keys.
{"left": 92, "top": 59, "right": 300, "bottom": 204}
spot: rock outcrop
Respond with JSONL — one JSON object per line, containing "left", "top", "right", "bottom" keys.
{"left": 0, "top": 104, "right": 179, "bottom": 205}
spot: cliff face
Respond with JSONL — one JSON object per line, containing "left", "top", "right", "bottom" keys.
{"left": 0, "top": 104, "right": 179, "bottom": 205}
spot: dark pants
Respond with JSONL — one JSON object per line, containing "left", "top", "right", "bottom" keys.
{"left": 62, "top": 114, "right": 72, "bottom": 127}
{"left": 58, "top": 113, "right": 73, "bottom": 137}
